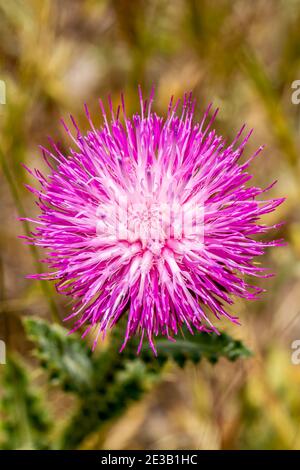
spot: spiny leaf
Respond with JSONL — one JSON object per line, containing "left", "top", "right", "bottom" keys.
{"left": 23, "top": 317, "right": 94, "bottom": 393}
{"left": 110, "top": 320, "right": 252, "bottom": 367}
{"left": 146, "top": 328, "right": 252, "bottom": 366}
{"left": 60, "top": 360, "right": 151, "bottom": 450}
{"left": 60, "top": 325, "right": 251, "bottom": 448}
{"left": 0, "top": 355, "right": 51, "bottom": 450}
{"left": 23, "top": 317, "right": 251, "bottom": 449}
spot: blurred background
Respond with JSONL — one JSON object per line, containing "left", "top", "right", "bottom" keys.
{"left": 0, "top": 0, "right": 300, "bottom": 450}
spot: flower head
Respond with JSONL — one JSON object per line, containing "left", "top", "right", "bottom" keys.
{"left": 23, "top": 89, "right": 283, "bottom": 353}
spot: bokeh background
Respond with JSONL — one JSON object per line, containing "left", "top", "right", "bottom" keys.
{"left": 1, "top": 0, "right": 300, "bottom": 450}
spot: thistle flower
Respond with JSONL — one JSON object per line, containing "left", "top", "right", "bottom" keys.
{"left": 23, "top": 89, "right": 283, "bottom": 353}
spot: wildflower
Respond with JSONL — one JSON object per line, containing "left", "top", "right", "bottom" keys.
{"left": 23, "top": 89, "right": 283, "bottom": 353}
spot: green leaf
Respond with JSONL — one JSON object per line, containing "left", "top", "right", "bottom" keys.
{"left": 23, "top": 317, "right": 94, "bottom": 393}
{"left": 145, "top": 328, "right": 252, "bottom": 367}
{"left": 23, "top": 317, "right": 251, "bottom": 449}
{"left": 60, "top": 326, "right": 251, "bottom": 448}
{"left": 60, "top": 359, "right": 151, "bottom": 449}
{"left": 0, "top": 356, "right": 51, "bottom": 450}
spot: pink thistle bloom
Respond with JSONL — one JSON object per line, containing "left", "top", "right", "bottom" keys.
{"left": 23, "top": 89, "right": 284, "bottom": 354}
